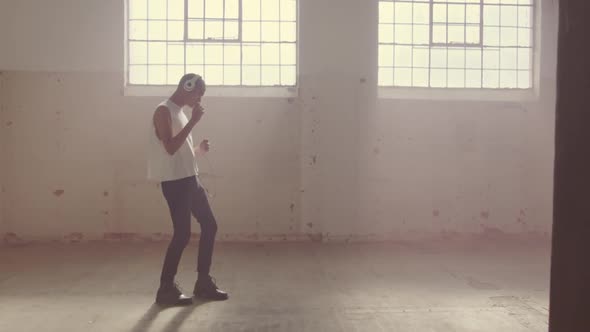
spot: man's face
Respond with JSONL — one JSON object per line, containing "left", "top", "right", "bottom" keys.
{"left": 186, "top": 85, "right": 206, "bottom": 107}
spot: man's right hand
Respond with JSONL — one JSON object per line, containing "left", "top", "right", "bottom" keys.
{"left": 191, "top": 104, "right": 205, "bottom": 125}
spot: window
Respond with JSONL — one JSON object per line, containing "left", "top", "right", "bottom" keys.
{"left": 378, "top": 0, "right": 535, "bottom": 89}
{"left": 127, "top": 0, "right": 297, "bottom": 87}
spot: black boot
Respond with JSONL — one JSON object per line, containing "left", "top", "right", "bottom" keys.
{"left": 193, "top": 275, "right": 229, "bottom": 301}
{"left": 156, "top": 282, "right": 193, "bottom": 306}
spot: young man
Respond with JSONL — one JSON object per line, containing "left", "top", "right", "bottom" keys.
{"left": 148, "top": 73, "right": 228, "bottom": 306}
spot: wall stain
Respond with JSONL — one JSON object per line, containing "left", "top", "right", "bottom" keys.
{"left": 53, "top": 189, "right": 65, "bottom": 197}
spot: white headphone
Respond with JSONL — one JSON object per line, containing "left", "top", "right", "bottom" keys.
{"left": 183, "top": 74, "right": 202, "bottom": 92}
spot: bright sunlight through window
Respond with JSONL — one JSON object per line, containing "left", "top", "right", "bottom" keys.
{"left": 127, "top": 0, "right": 297, "bottom": 86}
{"left": 378, "top": 0, "right": 535, "bottom": 89}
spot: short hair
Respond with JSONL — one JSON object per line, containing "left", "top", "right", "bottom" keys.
{"left": 177, "top": 73, "right": 204, "bottom": 91}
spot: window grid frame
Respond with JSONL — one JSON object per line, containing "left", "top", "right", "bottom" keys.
{"left": 126, "top": 0, "right": 298, "bottom": 87}
{"left": 379, "top": 0, "right": 536, "bottom": 89}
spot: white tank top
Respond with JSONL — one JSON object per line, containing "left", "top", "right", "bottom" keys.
{"left": 147, "top": 99, "right": 198, "bottom": 182}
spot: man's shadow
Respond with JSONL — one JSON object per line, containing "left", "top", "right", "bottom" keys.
{"left": 130, "top": 298, "right": 212, "bottom": 332}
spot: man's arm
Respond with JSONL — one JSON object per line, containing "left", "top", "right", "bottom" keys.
{"left": 153, "top": 105, "right": 202, "bottom": 155}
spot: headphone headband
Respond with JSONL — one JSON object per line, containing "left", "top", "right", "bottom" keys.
{"left": 183, "top": 75, "right": 202, "bottom": 92}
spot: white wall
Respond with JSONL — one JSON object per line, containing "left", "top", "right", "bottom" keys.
{"left": 0, "top": 0, "right": 557, "bottom": 243}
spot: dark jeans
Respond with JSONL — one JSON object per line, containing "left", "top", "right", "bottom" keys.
{"left": 159, "top": 176, "right": 218, "bottom": 286}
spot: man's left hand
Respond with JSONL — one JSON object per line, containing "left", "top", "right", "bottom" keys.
{"left": 198, "top": 139, "right": 211, "bottom": 154}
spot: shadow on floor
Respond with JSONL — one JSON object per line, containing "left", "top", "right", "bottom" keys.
{"left": 130, "top": 298, "right": 211, "bottom": 332}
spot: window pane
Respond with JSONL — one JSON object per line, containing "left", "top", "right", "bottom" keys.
{"left": 483, "top": 26, "right": 499, "bottom": 46}
{"left": 148, "top": 42, "right": 167, "bottom": 64}
{"left": 466, "top": 26, "right": 480, "bottom": 44}
{"left": 243, "top": 22, "right": 261, "bottom": 42}
{"left": 500, "top": 48, "right": 517, "bottom": 70}
{"left": 466, "top": 5, "right": 480, "bottom": 24}
{"left": 483, "top": 49, "right": 499, "bottom": 69}
{"left": 168, "top": 21, "right": 184, "bottom": 41}
{"left": 433, "top": 25, "right": 447, "bottom": 44}
{"left": 168, "top": 0, "right": 184, "bottom": 20}
{"left": 262, "top": 43, "right": 280, "bottom": 65}
{"left": 448, "top": 69, "right": 465, "bottom": 88}
{"left": 379, "top": 2, "right": 394, "bottom": 23}
{"left": 517, "top": 48, "right": 531, "bottom": 70}
{"left": 129, "top": 20, "right": 148, "bottom": 40}
{"left": 261, "top": 0, "right": 280, "bottom": 21}
{"left": 262, "top": 22, "right": 280, "bottom": 41}
{"left": 205, "top": 0, "right": 224, "bottom": 18}
{"left": 148, "top": 65, "right": 167, "bottom": 84}
{"left": 518, "top": 70, "right": 531, "bottom": 89}
{"left": 204, "top": 44, "right": 223, "bottom": 64}
{"left": 413, "top": 3, "right": 429, "bottom": 24}
{"left": 243, "top": 0, "right": 261, "bottom": 20}
{"left": 204, "top": 21, "right": 224, "bottom": 40}
{"left": 148, "top": 0, "right": 166, "bottom": 20}
{"left": 379, "top": 67, "right": 394, "bottom": 86}
{"left": 129, "top": 0, "right": 148, "bottom": 20}
{"left": 395, "top": 2, "right": 412, "bottom": 24}
{"left": 483, "top": 70, "right": 499, "bottom": 88}
{"left": 226, "top": 0, "right": 240, "bottom": 19}
{"left": 395, "top": 24, "right": 412, "bottom": 44}
{"left": 262, "top": 66, "right": 280, "bottom": 85}
{"left": 500, "top": 27, "right": 518, "bottom": 46}
{"left": 129, "top": 65, "right": 148, "bottom": 84}
{"left": 281, "top": 43, "right": 297, "bottom": 65}
{"left": 224, "top": 65, "right": 241, "bottom": 85}
{"left": 448, "top": 4, "right": 465, "bottom": 24}
{"left": 394, "top": 45, "right": 412, "bottom": 67}
{"left": 379, "top": 24, "right": 394, "bottom": 44}
{"left": 500, "top": 70, "right": 517, "bottom": 88}
{"left": 224, "top": 45, "right": 241, "bottom": 65}
{"left": 448, "top": 48, "right": 465, "bottom": 69}
{"left": 430, "top": 68, "right": 447, "bottom": 87}
{"left": 466, "top": 49, "right": 482, "bottom": 68}
{"left": 167, "top": 65, "right": 185, "bottom": 84}
{"left": 448, "top": 26, "right": 465, "bottom": 44}
{"left": 483, "top": 5, "right": 499, "bottom": 26}
{"left": 518, "top": 28, "right": 532, "bottom": 47}
{"left": 431, "top": 48, "right": 447, "bottom": 68}
{"left": 189, "top": 0, "right": 204, "bottom": 18}
{"left": 281, "top": 0, "right": 297, "bottom": 21}
{"left": 413, "top": 25, "right": 429, "bottom": 45}
{"left": 466, "top": 69, "right": 482, "bottom": 88}
{"left": 204, "top": 65, "right": 223, "bottom": 85}
{"left": 500, "top": 5, "right": 518, "bottom": 26}
{"left": 433, "top": 4, "right": 447, "bottom": 23}
{"left": 242, "top": 65, "right": 261, "bottom": 85}
{"left": 394, "top": 68, "right": 412, "bottom": 87}
{"left": 243, "top": 45, "right": 261, "bottom": 64}
{"left": 413, "top": 47, "right": 429, "bottom": 67}
{"left": 518, "top": 6, "right": 532, "bottom": 28}
{"left": 186, "top": 44, "right": 204, "bottom": 64}
{"left": 379, "top": 45, "right": 394, "bottom": 67}
{"left": 280, "top": 22, "right": 297, "bottom": 42}
{"left": 225, "top": 21, "right": 240, "bottom": 39}
{"left": 129, "top": 42, "right": 148, "bottom": 64}
{"left": 148, "top": 21, "right": 166, "bottom": 40}
{"left": 281, "top": 65, "right": 297, "bottom": 85}
{"left": 413, "top": 68, "right": 429, "bottom": 87}
{"left": 188, "top": 20, "right": 204, "bottom": 40}
{"left": 168, "top": 43, "right": 184, "bottom": 64}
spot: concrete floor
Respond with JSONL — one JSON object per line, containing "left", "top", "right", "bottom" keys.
{"left": 0, "top": 241, "right": 550, "bottom": 332}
